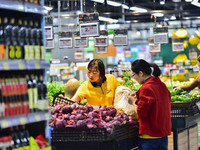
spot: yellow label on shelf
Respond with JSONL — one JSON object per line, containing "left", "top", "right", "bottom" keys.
{"left": 35, "top": 63, "right": 40, "bottom": 69}
{"left": 18, "top": 63, "right": 25, "bottom": 70}
{"left": 1, "top": 120, "right": 9, "bottom": 128}
{"left": 45, "top": 113, "right": 49, "bottom": 119}
{"left": 3, "top": 63, "right": 9, "bottom": 70}
{"left": 20, "top": 117, "right": 26, "bottom": 124}
{"left": 35, "top": 115, "right": 41, "bottom": 121}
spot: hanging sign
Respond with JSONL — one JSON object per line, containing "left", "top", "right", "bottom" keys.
{"left": 114, "top": 35, "right": 128, "bottom": 46}
{"left": 79, "top": 22, "right": 99, "bottom": 37}
{"left": 74, "top": 37, "right": 88, "bottom": 48}
{"left": 153, "top": 26, "right": 168, "bottom": 44}
{"left": 79, "top": 13, "right": 99, "bottom": 23}
{"left": 94, "top": 37, "right": 108, "bottom": 47}
{"left": 189, "top": 49, "right": 198, "bottom": 59}
{"left": 172, "top": 38, "right": 184, "bottom": 52}
{"left": 46, "top": 39, "right": 54, "bottom": 49}
{"left": 96, "top": 47, "right": 107, "bottom": 54}
{"left": 179, "top": 68, "right": 185, "bottom": 74}
{"left": 45, "top": 26, "right": 53, "bottom": 39}
{"left": 148, "top": 38, "right": 160, "bottom": 52}
{"left": 59, "top": 38, "right": 73, "bottom": 48}
{"left": 74, "top": 51, "right": 84, "bottom": 60}
{"left": 193, "top": 65, "right": 199, "bottom": 72}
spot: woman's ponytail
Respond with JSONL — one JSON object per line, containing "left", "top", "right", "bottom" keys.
{"left": 151, "top": 63, "right": 161, "bottom": 77}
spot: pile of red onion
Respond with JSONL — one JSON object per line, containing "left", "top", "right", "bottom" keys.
{"left": 49, "top": 104, "right": 138, "bottom": 134}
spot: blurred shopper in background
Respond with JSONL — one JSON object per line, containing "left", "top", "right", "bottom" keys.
{"left": 130, "top": 59, "right": 171, "bottom": 150}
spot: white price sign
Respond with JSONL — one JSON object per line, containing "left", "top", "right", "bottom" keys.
{"left": 94, "top": 37, "right": 108, "bottom": 47}
{"left": 74, "top": 37, "right": 88, "bottom": 47}
{"left": 96, "top": 47, "right": 107, "bottom": 54}
{"left": 74, "top": 52, "right": 84, "bottom": 60}
{"left": 114, "top": 35, "right": 128, "bottom": 46}
{"left": 45, "top": 26, "right": 53, "bottom": 39}
{"left": 149, "top": 43, "right": 161, "bottom": 52}
{"left": 193, "top": 65, "right": 199, "bottom": 72}
{"left": 154, "top": 33, "right": 168, "bottom": 44}
{"left": 59, "top": 38, "right": 73, "bottom": 48}
{"left": 172, "top": 43, "right": 184, "bottom": 52}
{"left": 46, "top": 39, "right": 54, "bottom": 49}
{"left": 179, "top": 68, "right": 185, "bottom": 74}
{"left": 124, "top": 51, "right": 131, "bottom": 58}
{"left": 80, "top": 22, "right": 99, "bottom": 37}
{"left": 189, "top": 51, "right": 198, "bottom": 59}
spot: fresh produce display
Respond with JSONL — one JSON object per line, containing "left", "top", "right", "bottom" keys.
{"left": 47, "top": 82, "right": 65, "bottom": 105}
{"left": 64, "top": 78, "right": 80, "bottom": 99}
{"left": 49, "top": 104, "right": 138, "bottom": 134}
{"left": 170, "top": 89, "right": 191, "bottom": 103}
{"left": 119, "top": 71, "right": 135, "bottom": 91}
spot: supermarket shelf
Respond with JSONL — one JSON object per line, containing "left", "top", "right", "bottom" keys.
{"left": 0, "top": 60, "right": 50, "bottom": 71}
{"left": 0, "top": 0, "right": 47, "bottom": 15}
{"left": 0, "top": 111, "right": 49, "bottom": 129}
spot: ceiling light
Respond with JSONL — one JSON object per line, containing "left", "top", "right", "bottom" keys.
{"left": 90, "top": 0, "right": 104, "bottom": 3}
{"left": 191, "top": 0, "right": 200, "bottom": 7}
{"left": 44, "top": 6, "right": 53, "bottom": 11}
{"left": 152, "top": 13, "right": 164, "bottom": 17}
{"left": 185, "top": 0, "right": 193, "bottom": 2}
{"left": 99, "top": 16, "right": 118, "bottom": 23}
{"left": 130, "top": 7, "right": 147, "bottom": 13}
{"left": 122, "top": 4, "right": 129, "bottom": 9}
{"left": 107, "top": 0, "right": 121, "bottom": 7}
{"left": 160, "top": 0, "right": 165, "bottom": 5}
{"left": 164, "top": 17, "right": 169, "bottom": 21}
{"left": 170, "top": 15, "right": 176, "bottom": 20}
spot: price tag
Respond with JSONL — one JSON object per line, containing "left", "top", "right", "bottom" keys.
{"left": 74, "top": 52, "right": 84, "bottom": 60}
{"left": 179, "top": 68, "right": 185, "bottom": 74}
{"left": 19, "top": 117, "right": 26, "bottom": 124}
{"left": 59, "top": 38, "right": 73, "bottom": 48}
{"left": 124, "top": 51, "right": 131, "bottom": 58}
{"left": 189, "top": 51, "right": 198, "bottom": 59}
{"left": 172, "top": 43, "right": 184, "bottom": 52}
{"left": 193, "top": 65, "right": 199, "bottom": 72}
{"left": 1, "top": 120, "right": 9, "bottom": 128}
{"left": 149, "top": 43, "right": 160, "bottom": 52}
{"left": 3, "top": 63, "right": 9, "bottom": 70}
{"left": 18, "top": 63, "right": 25, "bottom": 70}
{"left": 79, "top": 22, "right": 99, "bottom": 37}
{"left": 35, "top": 115, "right": 41, "bottom": 121}
{"left": 35, "top": 63, "right": 40, "bottom": 69}
{"left": 154, "top": 33, "right": 168, "bottom": 44}
{"left": 74, "top": 37, "right": 88, "bottom": 47}
{"left": 96, "top": 47, "right": 107, "bottom": 54}
{"left": 94, "top": 37, "right": 108, "bottom": 47}
{"left": 113, "top": 35, "right": 128, "bottom": 46}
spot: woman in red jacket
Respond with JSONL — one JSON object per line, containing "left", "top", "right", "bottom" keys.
{"left": 130, "top": 59, "right": 171, "bottom": 150}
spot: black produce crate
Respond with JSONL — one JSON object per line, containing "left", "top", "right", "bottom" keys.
{"left": 108, "top": 124, "right": 138, "bottom": 141}
{"left": 171, "top": 105, "right": 199, "bottom": 118}
{"left": 51, "top": 125, "right": 139, "bottom": 150}
{"left": 51, "top": 128, "right": 107, "bottom": 143}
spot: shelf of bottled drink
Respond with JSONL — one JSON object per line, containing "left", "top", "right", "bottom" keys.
{"left": 0, "top": 110, "right": 49, "bottom": 129}
{"left": 0, "top": 0, "right": 47, "bottom": 15}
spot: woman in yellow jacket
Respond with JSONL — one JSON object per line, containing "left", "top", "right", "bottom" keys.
{"left": 71, "top": 59, "right": 120, "bottom": 106}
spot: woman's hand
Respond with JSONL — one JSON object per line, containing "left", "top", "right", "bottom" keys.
{"left": 128, "top": 92, "right": 137, "bottom": 105}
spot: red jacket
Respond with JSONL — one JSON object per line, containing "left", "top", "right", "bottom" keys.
{"left": 135, "top": 76, "right": 171, "bottom": 137}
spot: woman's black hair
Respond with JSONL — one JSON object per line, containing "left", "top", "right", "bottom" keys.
{"left": 131, "top": 59, "right": 161, "bottom": 77}
{"left": 87, "top": 59, "right": 105, "bottom": 80}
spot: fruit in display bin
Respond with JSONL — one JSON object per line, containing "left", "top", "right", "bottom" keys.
{"left": 170, "top": 88, "right": 191, "bottom": 102}
{"left": 64, "top": 78, "right": 80, "bottom": 99}
{"left": 49, "top": 104, "right": 138, "bottom": 134}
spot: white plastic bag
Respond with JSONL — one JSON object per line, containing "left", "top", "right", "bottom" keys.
{"left": 114, "top": 86, "right": 137, "bottom": 116}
